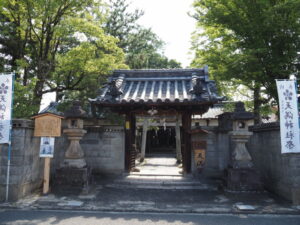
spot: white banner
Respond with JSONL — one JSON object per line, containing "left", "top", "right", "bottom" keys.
{"left": 276, "top": 80, "right": 300, "bottom": 153}
{"left": 0, "top": 74, "right": 13, "bottom": 144}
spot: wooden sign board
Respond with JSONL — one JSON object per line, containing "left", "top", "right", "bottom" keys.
{"left": 194, "top": 149, "right": 206, "bottom": 169}
{"left": 32, "top": 113, "right": 64, "bottom": 137}
{"left": 192, "top": 141, "right": 207, "bottom": 170}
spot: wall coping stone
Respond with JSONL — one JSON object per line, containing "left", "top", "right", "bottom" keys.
{"left": 83, "top": 125, "right": 124, "bottom": 133}
{"left": 249, "top": 122, "right": 280, "bottom": 132}
{"left": 12, "top": 119, "right": 34, "bottom": 129}
{"left": 102, "top": 126, "right": 124, "bottom": 133}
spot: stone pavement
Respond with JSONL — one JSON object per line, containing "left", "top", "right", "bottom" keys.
{"left": 1, "top": 156, "right": 300, "bottom": 215}
{"left": 134, "top": 155, "right": 182, "bottom": 176}
{"left": 2, "top": 179, "right": 299, "bottom": 215}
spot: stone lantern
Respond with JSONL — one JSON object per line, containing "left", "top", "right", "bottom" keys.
{"left": 230, "top": 102, "right": 254, "bottom": 169}
{"left": 55, "top": 101, "right": 91, "bottom": 193}
{"left": 226, "top": 102, "right": 262, "bottom": 191}
{"left": 63, "top": 101, "right": 87, "bottom": 168}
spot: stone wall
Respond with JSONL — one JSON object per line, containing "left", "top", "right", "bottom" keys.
{"left": 0, "top": 119, "right": 43, "bottom": 201}
{"left": 248, "top": 122, "right": 300, "bottom": 204}
{"left": 191, "top": 127, "right": 230, "bottom": 178}
{"left": 52, "top": 122, "right": 125, "bottom": 176}
{"left": 4, "top": 117, "right": 299, "bottom": 205}
{"left": 0, "top": 119, "right": 125, "bottom": 202}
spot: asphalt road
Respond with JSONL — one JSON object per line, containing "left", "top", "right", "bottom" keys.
{"left": 0, "top": 210, "right": 300, "bottom": 225}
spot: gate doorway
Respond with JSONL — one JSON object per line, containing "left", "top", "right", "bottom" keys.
{"left": 146, "top": 127, "right": 176, "bottom": 154}
{"left": 135, "top": 118, "right": 182, "bottom": 175}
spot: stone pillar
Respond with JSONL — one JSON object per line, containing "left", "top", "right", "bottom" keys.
{"left": 140, "top": 118, "right": 148, "bottom": 162}
{"left": 175, "top": 116, "right": 182, "bottom": 163}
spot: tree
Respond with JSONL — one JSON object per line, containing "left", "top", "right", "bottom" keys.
{"left": 191, "top": 0, "right": 300, "bottom": 123}
{"left": 104, "top": 0, "right": 181, "bottom": 69}
{"left": 0, "top": 0, "right": 127, "bottom": 117}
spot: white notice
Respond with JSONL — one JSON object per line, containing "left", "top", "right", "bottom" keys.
{"left": 0, "top": 74, "right": 13, "bottom": 144}
{"left": 276, "top": 80, "right": 300, "bottom": 153}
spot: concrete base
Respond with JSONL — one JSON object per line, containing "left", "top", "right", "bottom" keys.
{"left": 54, "top": 167, "right": 92, "bottom": 194}
{"left": 226, "top": 168, "right": 263, "bottom": 192}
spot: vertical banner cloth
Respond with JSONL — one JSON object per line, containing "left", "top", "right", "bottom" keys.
{"left": 276, "top": 80, "right": 300, "bottom": 153}
{"left": 0, "top": 74, "right": 13, "bottom": 144}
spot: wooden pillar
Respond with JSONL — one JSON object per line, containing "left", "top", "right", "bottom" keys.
{"left": 140, "top": 118, "right": 148, "bottom": 162}
{"left": 131, "top": 114, "right": 136, "bottom": 170}
{"left": 175, "top": 116, "right": 182, "bottom": 163}
{"left": 43, "top": 157, "right": 51, "bottom": 194}
{"left": 125, "top": 113, "right": 136, "bottom": 172}
{"left": 182, "top": 112, "right": 192, "bottom": 173}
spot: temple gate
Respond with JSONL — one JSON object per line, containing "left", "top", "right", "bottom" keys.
{"left": 90, "top": 67, "right": 223, "bottom": 173}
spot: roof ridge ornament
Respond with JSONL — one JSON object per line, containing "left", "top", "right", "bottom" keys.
{"left": 189, "top": 75, "right": 206, "bottom": 96}
{"left": 107, "top": 74, "right": 125, "bottom": 98}
{"left": 108, "top": 80, "right": 123, "bottom": 97}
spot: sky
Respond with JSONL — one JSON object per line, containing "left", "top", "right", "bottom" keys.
{"left": 129, "top": 0, "right": 196, "bottom": 68}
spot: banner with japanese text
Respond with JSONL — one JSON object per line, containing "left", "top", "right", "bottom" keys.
{"left": 276, "top": 80, "right": 300, "bottom": 153}
{"left": 0, "top": 74, "right": 13, "bottom": 144}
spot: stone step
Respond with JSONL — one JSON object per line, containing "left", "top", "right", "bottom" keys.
{"left": 110, "top": 174, "right": 219, "bottom": 190}
{"left": 128, "top": 173, "right": 183, "bottom": 177}
{"left": 114, "top": 180, "right": 204, "bottom": 186}
{"left": 106, "top": 183, "right": 217, "bottom": 190}
{"left": 117, "top": 176, "right": 201, "bottom": 183}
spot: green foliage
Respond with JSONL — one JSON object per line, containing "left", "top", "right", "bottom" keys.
{"left": 191, "top": 0, "right": 300, "bottom": 120}
{"left": 13, "top": 79, "right": 38, "bottom": 118}
{"left": 0, "top": 0, "right": 127, "bottom": 118}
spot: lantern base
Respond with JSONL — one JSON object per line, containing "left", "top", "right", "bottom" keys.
{"left": 54, "top": 166, "right": 92, "bottom": 194}
{"left": 225, "top": 168, "right": 263, "bottom": 192}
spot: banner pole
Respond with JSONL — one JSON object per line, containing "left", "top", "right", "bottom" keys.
{"left": 5, "top": 73, "right": 15, "bottom": 202}
{"left": 5, "top": 144, "right": 12, "bottom": 202}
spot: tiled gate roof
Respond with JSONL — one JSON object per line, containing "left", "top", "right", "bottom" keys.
{"left": 90, "top": 67, "right": 224, "bottom": 105}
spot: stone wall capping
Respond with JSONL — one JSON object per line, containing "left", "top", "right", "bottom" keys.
{"left": 12, "top": 119, "right": 34, "bottom": 129}
{"left": 249, "top": 122, "right": 280, "bottom": 132}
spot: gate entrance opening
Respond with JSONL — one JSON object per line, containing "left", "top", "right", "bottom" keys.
{"left": 146, "top": 127, "right": 176, "bottom": 154}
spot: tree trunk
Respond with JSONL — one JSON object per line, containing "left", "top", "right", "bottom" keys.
{"left": 32, "top": 79, "right": 44, "bottom": 113}
{"left": 253, "top": 85, "right": 261, "bottom": 125}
